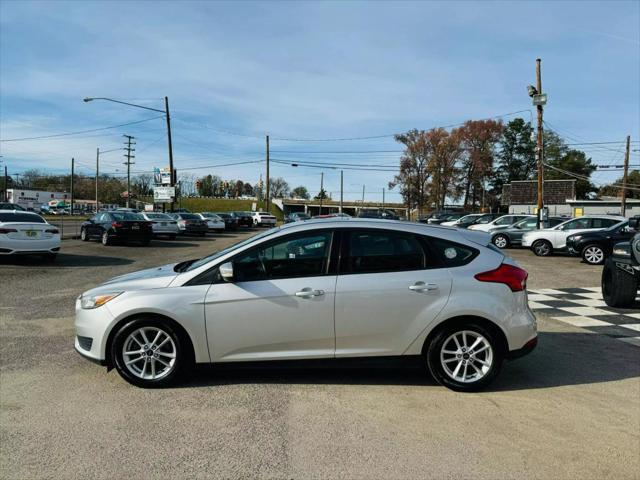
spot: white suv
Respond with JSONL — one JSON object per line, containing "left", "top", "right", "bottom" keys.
{"left": 74, "top": 219, "right": 537, "bottom": 391}
{"left": 522, "top": 215, "right": 625, "bottom": 256}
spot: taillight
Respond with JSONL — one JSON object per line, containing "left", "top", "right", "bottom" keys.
{"left": 45, "top": 228, "right": 59, "bottom": 234}
{"left": 111, "top": 221, "right": 123, "bottom": 228}
{"left": 474, "top": 264, "right": 528, "bottom": 292}
{"left": 0, "top": 228, "right": 18, "bottom": 234}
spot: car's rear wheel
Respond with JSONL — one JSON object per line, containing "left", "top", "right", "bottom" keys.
{"left": 80, "top": 228, "right": 89, "bottom": 241}
{"left": 426, "top": 322, "right": 503, "bottom": 392}
{"left": 492, "top": 234, "right": 509, "bottom": 249}
{"left": 101, "top": 230, "right": 111, "bottom": 246}
{"left": 602, "top": 259, "right": 638, "bottom": 307}
{"left": 532, "top": 239, "right": 552, "bottom": 256}
{"left": 582, "top": 244, "right": 605, "bottom": 265}
{"left": 111, "top": 318, "right": 190, "bottom": 388}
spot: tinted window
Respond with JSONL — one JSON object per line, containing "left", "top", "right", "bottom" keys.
{"left": 494, "top": 216, "right": 516, "bottom": 226}
{"left": 593, "top": 218, "right": 621, "bottom": 228}
{"left": 549, "top": 218, "right": 565, "bottom": 227}
{"left": 562, "top": 218, "right": 590, "bottom": 230}
{"left": 0, "top": 212, "right": 46, "bottom": 223}
{"left": 146, "top": 213, "right": 171, "bottom": 220}
{"left": 518, "top": 218, "right": 538, "bottom": 229}
{"left": 429, "top": 238, "right": 478, "bottom": 267}
{"left": 234, "top": 232, "right": 332, "bottom": 282}
{"left": 347, "top": 230, "right": 425, "bottom": 274}
{"left": 178, "top": 213, "right": 199, "bottom": 220}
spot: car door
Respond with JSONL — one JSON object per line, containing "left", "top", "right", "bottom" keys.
{"left": 88, "top": 213, "right": 105, "bottom": 236}
{"left": 334, "top": 229, "right": 452, "bottom": 357}
{"left": 605, "top": 222, "right": 634, "bottom": 248}
{"left": 553, "top": 217, "right": 591, "bottom": 247}
{"left": 204, "top": 229, "right": 337, "bottom": 362}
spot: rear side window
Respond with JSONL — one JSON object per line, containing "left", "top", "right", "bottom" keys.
{"left": 0, "top": 212, "right": 45, "bottom": 223}
{"left": 428, "top": 238, "right": 479, "bottom": 267}
{"left": 593, "top": 218, "right": 621, "bottom": 228}
{"left": 346, "top": 230, "right": 425, "bottom": 273}
{"left": 112, "top": 212, "right": 145, "bottom": 221}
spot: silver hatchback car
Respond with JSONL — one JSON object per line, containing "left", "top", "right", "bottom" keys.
{"left": 75, "top": 219, "right": 537, "bottom": 391}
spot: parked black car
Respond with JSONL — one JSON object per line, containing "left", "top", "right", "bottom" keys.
{"left": 285, "top": 212, "right": 311, "bottom": 223}
{"left": 231, "top": 211, "right": 254, "bottom": 228}
{"left": 81, "top": 211, "right": 153, "bottom": 246}
{"left": 489, "top": 216, "right": 565, "bottom": 248}
{"left": 357, "top": 209, "right": 400, "bottom": 220}
{"left": 168, "top": 213, "right": 208, "bottom": 236}
{"left": 213, "top": 212, "right": 239, "bottom": 231}
{"left": 567, "top": 218, "right": 635, "bottom": 265}
{"left": 601, "top": 217, "right": 640, "bottom": 307}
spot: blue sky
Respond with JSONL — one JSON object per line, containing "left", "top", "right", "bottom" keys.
{"left": 1, "top": 0, "right": 638, "bottom": 201}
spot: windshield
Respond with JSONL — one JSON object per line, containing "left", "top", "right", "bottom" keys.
{"left": 111, "top": 212, "right": 145, "bottom": 221}
{"left": 607, "top": 221, "right": 628, "bottom": 232}
{"left": 179, "top": 213, "right": 199, "bottom": 220}
{"left": 201, "top": 212, "right": 220, "bottom": 219}
{"left": 185, "top": 228, "right": 279, "bottom": 272}
{"left": 146, "top": 213, "right": 171, "bottom": 220}
{"left": 457, "top": 214, "right": 480, "bottom": 223}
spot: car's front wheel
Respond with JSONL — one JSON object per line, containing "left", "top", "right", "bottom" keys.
{"left": 582, "top": 244, "right": 605, "bottom": 265}
{"left": 101, "top": 230, "right": 111, "bottom": 246}
{"left": 492, "top": 234, "right": 509, "bottom": 249}
{"left": 532, "top": 239, "right": 552, "bottom": 256}
{"left": 111, "top": 318, "right": 190, "bottom": 388}
{"left": 80, "top": 228, "right": 89, "bottom": 241}
{"left": 426, "top": 322, "right": 503, "bottom": 392}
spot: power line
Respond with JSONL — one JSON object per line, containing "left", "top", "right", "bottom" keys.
{"left": 0, "top": 115, "right": 165, "bottom": 142}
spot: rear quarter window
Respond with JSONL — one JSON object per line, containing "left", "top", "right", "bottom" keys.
{"left": 426, "top": 237, "right": 479, "bottom": 267}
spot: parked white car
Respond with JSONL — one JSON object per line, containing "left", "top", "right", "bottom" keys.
{"left": 194, "top": 213, "right": 226, "bottom": 232}
{"left": 522, "top": 215, "right": 625, "bottom": 256}
{"left": 468, "top": 214, "right": 533, "bottom": 232}
{"left": 440, "top": 214, "right": 483, "bottom": 227}
{"left": 0, "top": 210, "right": 61, "bottom": 260}
{"left": 252, "top": 211, "right": 277, "bottom": 227}
{"left": 140, "top": 212, "right": 179, "bottom": 239}
{"left": 75, "top": 218, "right": 537, "bottom": 391}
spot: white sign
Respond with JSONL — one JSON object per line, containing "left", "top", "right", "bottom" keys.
{"left": 154, "top": 167, "right": 172, "bottom": 185}
{"left": 154, "top": 186, "right": 175, "bottom": 201}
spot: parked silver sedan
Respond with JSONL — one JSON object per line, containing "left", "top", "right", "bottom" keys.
{"left": 74, "top": 219, "right": 537, "bottom": 391}
{"left": 140, "top": 212, "right": 179, "bottom": 240}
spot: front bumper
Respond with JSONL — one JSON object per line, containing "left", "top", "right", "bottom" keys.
{"left": 74, "top": 298, "right": 115, "bottom": 363}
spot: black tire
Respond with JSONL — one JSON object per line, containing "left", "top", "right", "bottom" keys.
{"left": 140, "top": 238, "right": 151, "bottom": 246}
{"left": 532, "top": 239, "right": 553, "bottom": 257}
{"left": 426, "top": 321, "right": 504, "bottom": 392}
{"left": 492, "top": 234, "right": 510, "bottom": 249}
{"left": 80, "top": 228, "right": 89, "bottom": 241}
{"left": 602, "top": 259, "right": 638, "bottom": 308}
{"left": 101, "top": 230, "right": 111, "bottom": 246}
{"left": 581, "top": 243, "right": 606, "bottom": 265}
{"left": 110, "top": 317, "right": 192, "bottom": 388}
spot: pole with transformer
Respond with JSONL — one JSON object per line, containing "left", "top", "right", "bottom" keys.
{"left": 533, "top": 58, "right": 545, "bottom": 228}
{"left": 95, "top": 148, "right": 99, "bottom": 212}
{"left": 123, "top": 135, "right": 136, "bottom": 208}
{"left": 3, "top": 165, "right": 7, "bottom": 202}
{"left": 621, "top": 135, "right": 631, "bottom": 216}
{"left": 382, "top": 188, "right": 385, "bottom": 210}
{"left": 265, "top": 135, "right": 270, "bottom": 213}
{"left": 362, "top": 184, "right": 365, "bottom": 203}
{"left": 164, "top": 96, "right": 175, "bottom": 212}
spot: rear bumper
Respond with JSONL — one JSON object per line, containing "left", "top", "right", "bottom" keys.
{"left": 507, "top": 336, "right": 537, "bottom": 360}
{"left": 0, "top": 237, "right": 61, "bottom": 255}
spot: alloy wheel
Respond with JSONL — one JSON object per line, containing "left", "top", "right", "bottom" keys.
{"left": 584, "top": 246, "right": 604, "bottom": 264}
{"left": 122, "top": 326, "right": 177, "bottom": 380}
{"left": 439, "top": 330, "right": 494, "bottom": 384}
{"left": 493, "top": 235, "right": 508, "bottom": 248}
{"left": 533, "top": 241, "right": 551, "bottom": 256}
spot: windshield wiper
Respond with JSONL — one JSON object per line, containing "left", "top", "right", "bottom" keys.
{"left": 174, "top": 259, "right": 199, "bottom": 273}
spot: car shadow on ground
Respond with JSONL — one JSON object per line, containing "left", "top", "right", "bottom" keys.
{"left": 0, "top": 253, "right": 134, "bottom": 267}
{"left": 179, "top": 331, "right": 640, "bottom": 391}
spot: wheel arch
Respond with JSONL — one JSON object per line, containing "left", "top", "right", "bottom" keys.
{"left": 420, "top": 315, "right": 509, "bottom": 357}
{"left": 104, "top": 312, "right": 196, "bottom": 369}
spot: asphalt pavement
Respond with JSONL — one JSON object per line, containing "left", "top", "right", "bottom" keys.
{"left": 1, "top": 232, "right": 639, "bottom": 479}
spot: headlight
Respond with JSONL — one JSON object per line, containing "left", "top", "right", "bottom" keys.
{"left": 569, "top": 235, "right": 581, "bottom": 242}
{"left": 613, "top": 245, "right": 631, "bottom": 257}
{"left": 80, "top": 292, "right": 123, "bottom": 309}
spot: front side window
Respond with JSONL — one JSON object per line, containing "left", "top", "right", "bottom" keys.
{"left": 494, "top": 216, "right": 515, "bottom": 226}
{"left": 234, "top": 232, "right": 332, "bottom": 282}
{"left": 346, "top": 230, "right": 425, "bottom": 274}
{"left": 593, "top": 218, "right": 621, "bottom": 228}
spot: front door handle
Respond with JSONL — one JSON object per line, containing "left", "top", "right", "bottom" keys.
{"left": 409, "top": 282, "right": 438, "bottom": 292}
{"left": 295, "top": 288, "right": 325, "bottom": 298}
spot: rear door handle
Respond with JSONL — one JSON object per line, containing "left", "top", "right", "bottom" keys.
{"left": 409, "top": 282, "right": 438, "bottom": 292}
{"left": 295, "top": 288, "right": 325, "bottom": 298}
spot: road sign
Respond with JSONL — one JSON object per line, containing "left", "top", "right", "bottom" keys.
{"left": 154, "top": 186, "right": 175, "bottom": 201}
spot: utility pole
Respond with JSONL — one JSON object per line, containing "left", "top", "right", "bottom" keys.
{"left": 382, "top": 188, "right": 385, "bottom": 210}
{"left": 621, "top": 135, "right": 631, "bottom": 216}
{"left": 362, "top": 184, "right": 365, "bottom": 203}
{"left": 535, "top": 58, "right": 544, "bottom": 228}
{"left": 70, "top": 158, "right": 75, "bottom": 215}
{"left": 95, "top": 148, "right": 99, "bottom": 213}
{"left": 123, "top": 135, "right": 136, "bottom": 208}
{"left": 265, "top": 135, "right": 270, "bottom": 213}
{"left": 340, "top": 170, "right": 344, "bottom": 214}
{"left": 3, "top": 165, "right": 7, "bottom": 202}
{"left": 164, "top": 97, "right": 175, "bottom": 211}
{"left": 319, "top": 172, "right": 324, "bottom": 216}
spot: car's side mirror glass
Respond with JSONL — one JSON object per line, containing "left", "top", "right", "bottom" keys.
{"left": 219, "top": 262, "right": 234, "bottom": 282}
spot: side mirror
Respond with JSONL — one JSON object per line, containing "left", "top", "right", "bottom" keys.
{"left": 219, "top": 262, "right": 234, "bottom": 282}
{"left": 630, "top": 217, "right": 639, "bottom": 229}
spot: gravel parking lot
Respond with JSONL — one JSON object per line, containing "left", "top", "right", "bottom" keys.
{"left": 1, "top": 230, "right": 639, "bottom": 479}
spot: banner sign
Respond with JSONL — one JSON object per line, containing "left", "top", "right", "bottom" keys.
{"left": 153, "top": 186, "right": 175, "bottom": 201}
{"left": 154, "top": 167, "right": 172, "bottom": 186}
